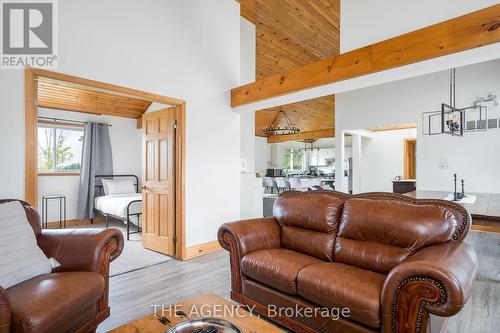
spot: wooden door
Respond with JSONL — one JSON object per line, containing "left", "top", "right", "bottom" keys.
{"left": 404, "top": 138, "right": 417, "bottom": 180}
{"left": 142, "top": 108, "right": 176, "bottom": 256}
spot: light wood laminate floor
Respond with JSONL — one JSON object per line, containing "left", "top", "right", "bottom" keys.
{"left": 100, "top": 231, "right": 500, "bottom": 333}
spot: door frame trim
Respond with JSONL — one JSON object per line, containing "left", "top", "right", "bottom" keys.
{"left": 25, "top": 68, "right": 187, "bottom": 260}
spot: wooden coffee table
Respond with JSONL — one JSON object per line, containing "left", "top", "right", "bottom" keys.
{"left": 109, "top": 293, "right": 285, "bottom": 333}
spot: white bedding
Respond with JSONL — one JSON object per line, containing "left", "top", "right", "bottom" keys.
{"left": 94, "top": 193, "right": 142, "bottom": 222}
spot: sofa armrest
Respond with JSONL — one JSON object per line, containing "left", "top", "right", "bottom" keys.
{"left": 381, "top": 242, "right": 478, "bottom": 333}
{"left": 37, "top": 228, "right": 124, "bottom": 322}
{"left": 0, "top": 287, "right": 11, "bottom": 333}
{"left": 38, "top": 228, "right": 124, "bottom": 273}
{"left": 218, "top": 217, "right": 280, "bottom": 294}
{"left": 218, "top": 217, "right": 281, "bottom": 257}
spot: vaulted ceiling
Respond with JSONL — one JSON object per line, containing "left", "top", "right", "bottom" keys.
{"left": 237, "top": 0, "right": 340, "bottom": 138}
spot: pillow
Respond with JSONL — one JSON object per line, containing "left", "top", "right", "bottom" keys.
{"left": 0, "top": 201, "right": 52, "bottom": 288}
{"left": 101, "top": 179, "right": 136, "bottom": 195}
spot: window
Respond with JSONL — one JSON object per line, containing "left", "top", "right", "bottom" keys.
{"left": 283, "top": 149, "right": 305, "bottom": 171}
{"left": 38, "top": 125, "right": 84, "bottom": 173}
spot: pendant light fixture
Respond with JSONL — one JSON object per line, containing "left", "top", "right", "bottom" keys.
{"left": 262, "top": 110, "right": 300, "bottom": 136}
{"left": 422, "top": 68, "right": 487, "bottom": 136}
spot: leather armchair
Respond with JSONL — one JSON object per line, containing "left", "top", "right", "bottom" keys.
{"left": 219, "top": 191, "right": 478, "bottom": 333}
{"left": 0, "top": 199, "right": 124, "bottom": 333}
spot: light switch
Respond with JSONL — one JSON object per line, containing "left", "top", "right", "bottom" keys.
{"left": 438, "top": 157, "right": 449, "bottom": 169}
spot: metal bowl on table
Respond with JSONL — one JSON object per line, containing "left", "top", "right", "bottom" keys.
{"left": 165, "top": 317, "right": 243, "bottom": 333}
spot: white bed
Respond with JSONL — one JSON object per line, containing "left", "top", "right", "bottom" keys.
{"left": 94, "top": 193, "right": 142, "bottom": 222}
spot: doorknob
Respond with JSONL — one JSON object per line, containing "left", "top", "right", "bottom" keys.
{"left": 141, "top": 185, "right": 147, "bottom": 190}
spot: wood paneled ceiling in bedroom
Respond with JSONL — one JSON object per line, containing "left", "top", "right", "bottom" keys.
{"left": 37, "top": 77, "right": 151, "bottom": 119}
{"left": 237, "top": 0, "right": 340, "bottom": 140}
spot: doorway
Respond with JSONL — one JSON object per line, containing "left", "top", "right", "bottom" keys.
{"left": 404, "top": 138, "right": 417, "bottom": 180}
{"left": 25, "top": 68, "right": 187, "bottom": 259}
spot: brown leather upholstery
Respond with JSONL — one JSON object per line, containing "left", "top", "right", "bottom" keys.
{"left": 219, "top": 191, "right": 478, "bottom": 333}
{"left": 381, "top": 242, "right": 477, "bottom": 333}
{"left": 242, "top": 249, "right": 322, "bottom": 294}
{"left": 274, "top": 192, "right": 345, "bottom": 261}
{"left": 0, "top": 199, "right": 124, "bottom": 333}
{"left": 0, "top": 288, "right": 11, "bottom": 333}
{"left": 298, "top": 262, "right": 385, "bottom": 328}
{"left": 242, "top": 278, "right": 377, "bottom": 333}
{"left": 7, "top": 273, "right": 104, "bottom": 333}
{"left": 335, "top": 198, "right": 457, "bottom": 274}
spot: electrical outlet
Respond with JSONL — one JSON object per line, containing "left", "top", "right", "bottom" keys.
{"left": 439, "top": 157, "right": 449, "bottom": 169}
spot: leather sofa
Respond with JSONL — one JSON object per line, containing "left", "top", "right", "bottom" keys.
{"left": 218, "top": 191, "right": 478, "bottom": 333}
{"left": 0, "top": 200, "right": 124, "bottom": 333}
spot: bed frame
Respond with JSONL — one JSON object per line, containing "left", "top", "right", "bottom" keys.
{"left": 93, "top": 174, "right": 142, "bottom": 241}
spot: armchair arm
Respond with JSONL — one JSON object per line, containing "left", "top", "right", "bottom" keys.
{"left": 37, "top": 228, "right": 124, "bottom": 273}
{"left": 37, "top": 228, "right": 124, "bottom": 322}
{"left": 0, "top": 287, "right": 11, "bottom": 333}
{"left": 381, "top": 242, "right": 478, "bottom": 333}
{"left": 218, "top": 217, "right": 280, "bottom": 294}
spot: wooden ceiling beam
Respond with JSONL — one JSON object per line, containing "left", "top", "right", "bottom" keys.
{"left": 267, "top": 128, "right": 335, "bottom": 143}
{"left": 232, "top": 4, "right": 500, "bottom": 107}
{"left": 368, "top": 123, "right": 417, "bottom": 132}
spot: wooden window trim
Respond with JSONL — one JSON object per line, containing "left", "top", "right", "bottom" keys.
{"left": 38, "top": 119, "right": 85, "bottom": 128}
{"left": 38, "top": 172, "right": 80, "bottom": 176}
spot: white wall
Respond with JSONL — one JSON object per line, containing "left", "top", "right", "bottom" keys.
{"left": 37, "top": 109, "right": 141, "bottom": 222}
{"left": 340, "top": 0, "right": 499, "bottom": 53}
{"left": 254, "top": 137, "right": 269, "bottom": 175}
{"left": 240, "top": 17, "right": 257, "bottom": 173}
{"left": 357, "top": 129, "right": 417, "bottom": 193}
{"left": 238, "top": 17, "right": 263, "bottom": 219}
{"left": 0, "top": 0, "right": 241, "bottom": 247}
{"left": 336, "top": 58, "right": 500, "bottom": 193}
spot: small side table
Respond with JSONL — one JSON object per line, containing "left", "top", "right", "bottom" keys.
{"left": 41, "top": 195, "right": 67, "bottom": 229}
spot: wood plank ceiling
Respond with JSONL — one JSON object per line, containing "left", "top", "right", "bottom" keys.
{"left": 237, "top": 0, "right": 340, "bottom": 139}
{"left": 37, "top": 78, "right": 151, "bottom": 119}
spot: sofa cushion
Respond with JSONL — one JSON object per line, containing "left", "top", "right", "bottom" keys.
{"left": 7, "top": 272, "right": 104, "bottom": 333}
{"left": 297, "top": 262, "right": 385, "bottom": 329}
{"left": 273, "top": 192, "right": 345, "bottom": 261}
{"left": 241, "top": 249, "right": 322, "bottom": 294}
{"left": 274, "top": 192, "right": 344, "bottom": 232}
{"left": 0, "top": 201, "right": 52, "bottom": 288}
{"left": 334, "top": 198, "right": 457, "bottom": 274}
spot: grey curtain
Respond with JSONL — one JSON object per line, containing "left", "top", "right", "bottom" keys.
{"left": 77, "top": 122, "right": 113, "bottom": 220}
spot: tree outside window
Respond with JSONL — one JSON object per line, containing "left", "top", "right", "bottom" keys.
{"left": 38, "top": 126, "right": 84, "bottom": 173}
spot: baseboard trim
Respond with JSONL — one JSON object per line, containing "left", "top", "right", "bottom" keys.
{"left": 471, "top": 224, "right": 500, "bottom": 234}
{"left": 46, "top": 217, "right": 105, "bottom": 228}
{"left": 184, "top": 240, "right": 222, "bottom": 260}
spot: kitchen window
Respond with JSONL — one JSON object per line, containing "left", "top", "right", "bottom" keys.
{"left": 283, "top": 149, "right": 305, "bottom": 171}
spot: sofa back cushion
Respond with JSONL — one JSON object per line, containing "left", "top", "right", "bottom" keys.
{"left": 274, "top": 192, "right": 345, "bottom": 261}
{"left": 334, "top": 198, "right": 457, "bottom": 274}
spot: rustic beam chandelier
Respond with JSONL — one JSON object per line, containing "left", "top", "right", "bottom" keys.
{"left": 262, "top": 110, "right": 300, "bottom": 136}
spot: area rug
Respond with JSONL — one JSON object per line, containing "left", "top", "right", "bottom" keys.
{"left": 73, "top": 219, "right": 173, "bottom": 276}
